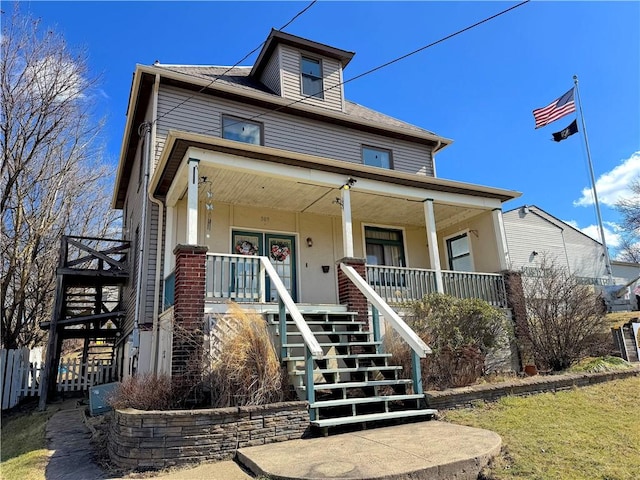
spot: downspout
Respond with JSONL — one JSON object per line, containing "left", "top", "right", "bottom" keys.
{"left": 148, "top": 74, "right": 162, "bottom": 374}
{"left": 432, "top": 139, "right": 442, "bottom": 177}
{"left": 133, "top": 120, "right": 152, "bottom": 360}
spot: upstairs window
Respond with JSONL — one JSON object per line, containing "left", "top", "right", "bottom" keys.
{"left": 301, "top": 56, "right": 324, "bottom": 99}
{"left": 222, "top": 115, "right": 263, "bottom": 145}
{"left": 446, "top": 233, "right": 472, "bottom": 271}
{"left": 362, "top": 146, "right": 392, "bottom": 169}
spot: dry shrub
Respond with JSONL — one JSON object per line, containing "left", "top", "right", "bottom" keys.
{"left": 108, "top": 373, "right": 172, "bottom": 410}
{"left": 207, "top": 304, "right": 283, "bottom": 407}
{"left": 386, "top": 294, "right": 508, "bottom": 389}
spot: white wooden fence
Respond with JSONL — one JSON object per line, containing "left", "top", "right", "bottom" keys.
{"left": 1, "top": 348, "right": 117, "bottom": 410}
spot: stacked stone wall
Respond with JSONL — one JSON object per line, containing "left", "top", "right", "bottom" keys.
{"left": 109, "top": 401, "right": 309, "bottom": 470}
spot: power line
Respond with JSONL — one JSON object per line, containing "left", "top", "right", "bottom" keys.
{"left": 151, "top": 0, "right": 317, "bottom": 126}
{"left": 200, "top": 0, "right": 530, "bottom": 136}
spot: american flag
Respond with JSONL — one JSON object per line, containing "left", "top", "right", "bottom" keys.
{"left": 532, "top": 88, "right": 576, "bottom": 129}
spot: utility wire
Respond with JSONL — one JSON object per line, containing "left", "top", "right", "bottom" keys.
{"left": 200, "top": 0, "right": 530, "bottom": 136}
{"left": 151, "top": 0, "right": 317, "bottom": 126}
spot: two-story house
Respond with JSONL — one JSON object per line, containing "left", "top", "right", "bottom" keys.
{"left": 112, "top": 30, "right": 520, "bottom": 427}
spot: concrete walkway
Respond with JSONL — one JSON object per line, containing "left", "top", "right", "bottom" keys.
{"left": 45, "top": 406, "right": 111, "bottom": 480}
{"left": 237, "top": 421, "right": 501, "bottom": 480}
{"left": 44, "top": 405, "right": 500, "bottom": 480}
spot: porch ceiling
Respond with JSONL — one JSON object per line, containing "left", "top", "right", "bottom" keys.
{"left": 196, "top": 165, "right": 485, "bottom": 227}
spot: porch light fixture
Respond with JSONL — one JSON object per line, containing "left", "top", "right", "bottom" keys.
{"left": 532, "top": 251, "right": 539, "bottom": 256}
{"left": 306, "top": 237, "right": 313, "bottom": 247}
{"left": 341, "top": 177, "right": 357, "bottom": 190}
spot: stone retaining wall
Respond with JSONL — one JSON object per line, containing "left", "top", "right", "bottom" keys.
{"left": 425, "top": 368, "right": 640, "bottom": 410}
{"left": 109, "top": 401, "right": 309, "bottom": 470}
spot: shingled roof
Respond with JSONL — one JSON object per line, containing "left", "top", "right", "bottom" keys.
{"left": 151, "top": 64, "right": 438, "bottom": 137}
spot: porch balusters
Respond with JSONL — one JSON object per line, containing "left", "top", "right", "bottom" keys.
{"left": 205, "top": 254, "right": 262, "bottom": 301}
{"left": 366, "top": 264, "right": 507, "bottom": 308}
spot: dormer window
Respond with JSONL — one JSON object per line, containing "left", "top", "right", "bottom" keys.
{"left": 301, "top": 56, "right": 324, "bottom": 99}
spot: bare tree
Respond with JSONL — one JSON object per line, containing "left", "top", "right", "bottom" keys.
{"left": 508, "top": 257, "right": 607, "bottom": 371}
{"left": 615, "top": 177, "right": 640, "bottom": 262}
{"left": 1, "top": 7, "right": 116, "bottom": 349}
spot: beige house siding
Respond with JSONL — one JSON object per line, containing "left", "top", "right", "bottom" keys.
{"left": 156, "top": 86, "right": 434, "bottom": 176}
{"left": 280, "top": 44, "right": 343, "bottom": 112}
{"left": 260, "top": 46, "right": 282, "bottom": 95}
{"left": 438, "top": 211, "right": 501, "bottom": 273}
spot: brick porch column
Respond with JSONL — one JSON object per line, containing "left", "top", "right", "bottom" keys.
{"left": 337, "top": 257, "right": 369, "bottom": 325}
{"left": 502, "top": 270, "right": 533, "bottom": 371}
{"left": 172, "top": 244, "right": 208, "bottom": 380}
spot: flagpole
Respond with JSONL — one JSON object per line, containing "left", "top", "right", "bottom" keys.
{"left": 573, "top": 75, "right": 613, "bottom": 284}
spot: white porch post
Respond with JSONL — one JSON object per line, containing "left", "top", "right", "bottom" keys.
{"left": 423, "top": 198, "right": 444, "bottom": 293}
{"left": 341, "top": 186, "right": 354, "bottom": 258}
{"left": 187, "top": 158, "right": 200, "bottom": 245}
{"left": 492, "top": 208, "right": 511, "bottom": 271}
{"left": 164, "top": 206, "right": 175, "bottom": 278}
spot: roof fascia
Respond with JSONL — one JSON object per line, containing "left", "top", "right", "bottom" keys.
{"left": 251, "top": 29, "right": 355, "bottom": 78}
{"left": 150, "top": 130, "right": 520, "bottom": 204}
{"left": 111, "top": 66, "right": 155, "bottom": 209}
{"left": 531, "top": 205, "right": 605, "bottom": 246}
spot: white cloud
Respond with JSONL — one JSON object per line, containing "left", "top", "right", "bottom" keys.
{"left": 578, "top": 222, "right": 621, "bottom": 248}
{"left": 574, "top": 151, "right": 640, "bottom": 207}
{"left": 26, "top": 56, "right": 86, "bottom": 102}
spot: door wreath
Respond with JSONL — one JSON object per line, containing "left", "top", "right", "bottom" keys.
{"left": 270, "top": 242, "right": 290, "bottom": 262}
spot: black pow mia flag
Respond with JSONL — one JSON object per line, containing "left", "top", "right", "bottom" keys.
{"left": 552, "top": 119, "right": 578, "bottom": 142}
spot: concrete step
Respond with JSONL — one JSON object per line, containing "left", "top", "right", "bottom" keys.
{"left": 310, "top": 409, "right": 438, "bottom": 428}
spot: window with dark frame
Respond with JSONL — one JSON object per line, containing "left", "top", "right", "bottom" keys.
{"left": 446, "top": 233, "right": 472, "bottom": 271}
{"left": 222, "top": 115, "right": 263, "bottom": 145}
{"left": 362, "top": 146, "right": 392, "bottom": 169}
{"left": 365, "top": 227, "right": 405, "bottom": 267}
{"left": 301, "top": 56, "right": 324, "bottom": 99}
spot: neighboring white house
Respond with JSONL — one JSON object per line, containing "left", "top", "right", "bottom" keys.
{"left": 502, "top": 205, "right": 609, "bottom": 285}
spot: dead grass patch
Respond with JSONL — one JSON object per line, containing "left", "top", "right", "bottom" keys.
{"left": 443, "top": 376, "right": 640, "bottom": 479}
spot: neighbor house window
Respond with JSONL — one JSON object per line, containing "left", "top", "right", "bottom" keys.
{"left": 365, "top": 227, "right": 405, "bottom": 267}
{"left": 222, "top": 115, "right": 263, "bottom": 145}
{"left": 362, "top": 146, "right": 392, "bottom": 169}
{"left": 301, "top": 56, "right": 324, "bottom": 99}
{"left": 446, "top": 233, "right": 472, "bottom": 271}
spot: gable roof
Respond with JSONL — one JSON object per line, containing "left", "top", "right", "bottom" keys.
{"left": 251, "top": 29, "right": 355, "bottom": 78}
{"left": 504, "top": 204, "right": 604, "bottom": 246}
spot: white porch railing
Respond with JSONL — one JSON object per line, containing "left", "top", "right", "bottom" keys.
{"left": 205, "top": 253, "right": 264, "bottom": 302}
{"left": 340, "top": 263, "right": 431, "bottom": 394}
{"left": 366, "top": 265, "right": 507, "bottom": 308}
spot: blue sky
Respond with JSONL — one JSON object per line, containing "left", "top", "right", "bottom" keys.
{"left": 16, "top": 1, "right": 640, "bottom": 256}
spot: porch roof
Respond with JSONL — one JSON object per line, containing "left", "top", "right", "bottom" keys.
{"left": 151, "top": 130, "right": 521, "bottom": 208}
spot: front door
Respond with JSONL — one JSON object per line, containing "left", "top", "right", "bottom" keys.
{"left": 231, "top": 230, "right": 297, "bottom": 302}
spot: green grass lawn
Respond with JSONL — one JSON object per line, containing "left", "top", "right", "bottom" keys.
{"left": 443, "top": 376, "right": 640, "bottom": 480}
{"left": 0, "top": 401, "right": 63, "bottom": 480}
